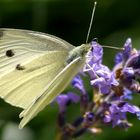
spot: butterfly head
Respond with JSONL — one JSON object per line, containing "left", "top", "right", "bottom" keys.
{"left": 66, "top": 44, "right": 91, "bottom": 64}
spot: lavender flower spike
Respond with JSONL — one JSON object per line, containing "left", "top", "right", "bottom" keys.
{"left": 53, "top": 38, "right": 140, "bottom": 139}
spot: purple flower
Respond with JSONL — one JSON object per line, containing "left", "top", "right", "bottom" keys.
{"left": 122, "top": 67, "right": 135, "bottom": 79}
{"left": 103, "top": 102, "right": 140, "bottom": 127}
{"left": 84, "top": 41, "right": 103, "bottom": 80}
{"left": 84, "top": 41, "right": 118, "bottom": 94}
{"left": 114, "top": 38, "right": 132, "bottom": 65}
{"left": 123, "top": 38, "right": 132, "bottom": 61}
{"left": 71, "top": 75, "right": 86, "bottom": 95}
{"left": 121, "top": 103, "right": 140, "bottom": 114}
{"left": 115, "top": 52, "right": 123, "bottom": 65}
{"left": 116, "top": 53, "right": 140, "bottom": 93}
{"left": 83, "top": 112, "right": 94, "bottom": 127}
{"left": 55, "top": 92, "right": 80, "bottom": 112}
{"left": 104, "top": 104, "right": 126, "bottom": 127}
{"left": 127, "top": 53, "right": 140, "bottom": 69}
{"left": 121, "top": 88, "right": 132, "bottom": 100}
{"left": 54, "top": 37, "right": 140, "bottom": 139}
{"left": 91, "top": 77, "right": 111, "bottom": 94}
{"left": 86, "top": 41, "right": 103, "bottom": 65}
{"left": 113, "top": 39, "right": 140, "bottom": 94}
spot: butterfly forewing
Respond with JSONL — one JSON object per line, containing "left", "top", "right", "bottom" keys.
{"left": 0, "top": 29, "right": 74, "bottom": 109}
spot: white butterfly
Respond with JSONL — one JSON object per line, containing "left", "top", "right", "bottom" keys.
{"left": 0, "top": 28, "right": 91, "bottom": 129}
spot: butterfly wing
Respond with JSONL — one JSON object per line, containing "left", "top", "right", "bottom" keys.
{"left": 0, "top": 28, "right": 74, "bottom": 109}
{"left": 19, "top": 57, "right": 86, "bottom": 128}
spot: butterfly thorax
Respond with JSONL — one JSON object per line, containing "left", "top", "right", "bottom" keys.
{"left": 66, "top": 44, "right": 91, "bottom": 64}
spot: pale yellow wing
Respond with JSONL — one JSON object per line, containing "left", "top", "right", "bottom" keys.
{"left": 19, "top": 57, "right": 86, "bottom": 128}
{"left": 0, "top": 28, "right": 74, "bottom": 109}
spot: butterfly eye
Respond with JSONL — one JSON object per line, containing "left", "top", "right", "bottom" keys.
{"left": 6, "top": 50, "right": 15, "bottom": 57}
{"left": 16, "top": 64, "right": 25, "bottom": 70}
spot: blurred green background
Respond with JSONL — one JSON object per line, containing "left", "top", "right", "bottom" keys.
{"left": 0, "top": 0, "right": 140, "bottom": 140}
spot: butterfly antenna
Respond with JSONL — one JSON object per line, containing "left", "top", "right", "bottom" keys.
{"left": 102, "top": 45, "right": 124, "bottom": 51}
{"left": 86, "top": 1, "right": 97, "bottom": 43}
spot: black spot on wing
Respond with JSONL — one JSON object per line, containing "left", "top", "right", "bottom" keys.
{"left": 6, "top": 50, "right": 15, "bottom": 57}
{"left": 16, "top": 64, "right": 25, "bottom": 70}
